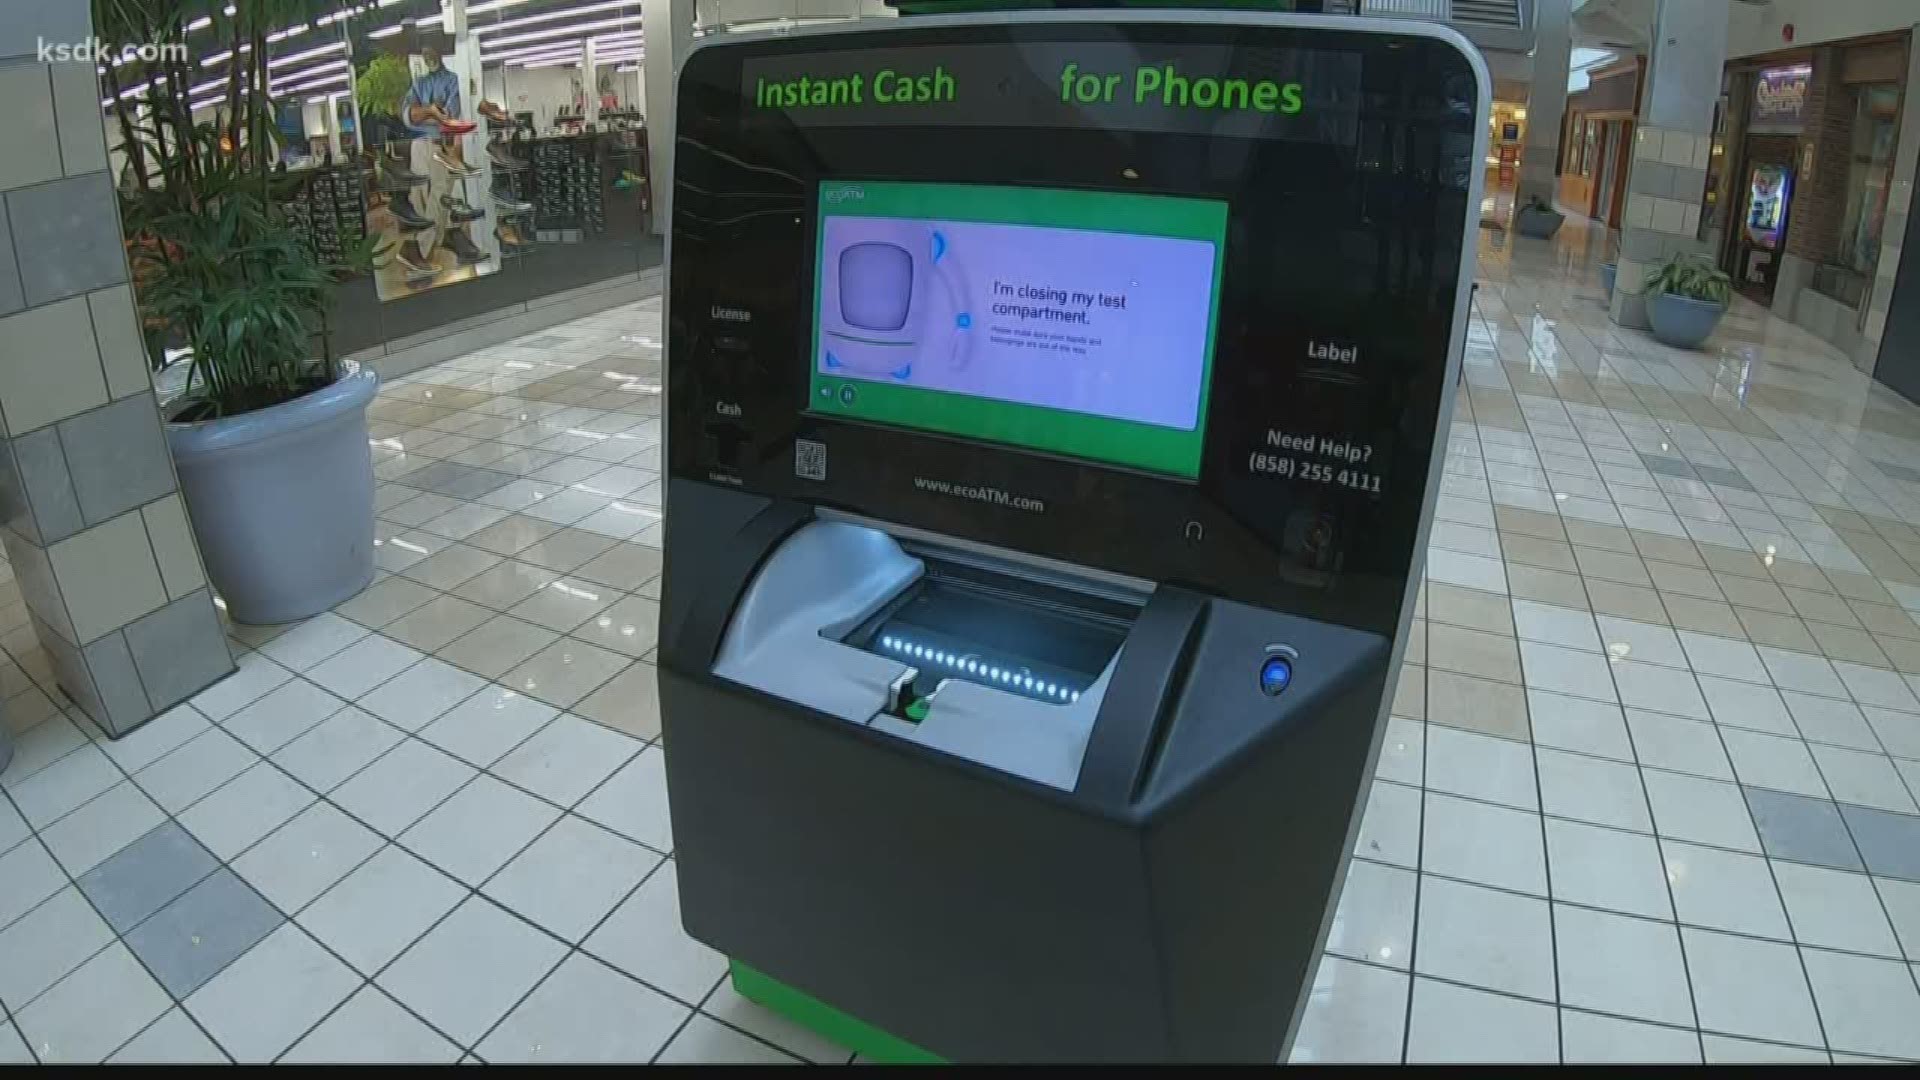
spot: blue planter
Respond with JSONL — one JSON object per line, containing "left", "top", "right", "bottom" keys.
{"left": 1600, "top": 263, "right": 1616, "bottom": 296}
{"left": 1646, "top": 291, "right": 1725, "bottom": 350}
{"left": 166, "top": 364, "right": 380, "bottom": 625}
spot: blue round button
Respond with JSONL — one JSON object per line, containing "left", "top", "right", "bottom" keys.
{"left": 1259, "top": 656, "right": 1293, "bottom": 696}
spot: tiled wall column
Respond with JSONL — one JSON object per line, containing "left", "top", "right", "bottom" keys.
{"left": 1861, "top": 26, "right": 1920, "bottom": 375}
{"left": 1518, "top": 0, "right": 1572, "bottom": 207}
{"left": 1609, "top": 0, "right": 1729, "bottom": 330}
{"left": 0, "top": 8, "right": 232, "bottom": 736}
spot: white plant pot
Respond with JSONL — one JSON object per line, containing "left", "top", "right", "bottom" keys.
{"left": 165, "top": 364, "right": 380, "bottom": 625}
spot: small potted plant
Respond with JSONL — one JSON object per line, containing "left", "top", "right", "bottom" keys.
{"left": 354, "top": 53, "right": 413, "bottom": 146}
{"left": 107, "top": 0, "right": 385, "bottom": 624}
{"left": 1642, "top": 253, "right": 1732, "bottom": 350}
{"left": 1515, "top": 195, "right": 1565, "bottom": 239}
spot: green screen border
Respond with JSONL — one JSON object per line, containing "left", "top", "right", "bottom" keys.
{"left": 808, "top": 180, "right": 1226, "bottom": 478}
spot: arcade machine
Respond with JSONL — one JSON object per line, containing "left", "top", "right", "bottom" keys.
{"left": 659, "top": 9, "right": 1487, "bottom": 1063}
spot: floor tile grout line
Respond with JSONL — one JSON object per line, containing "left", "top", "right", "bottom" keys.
{"left": 2, "top": 640, "right": 652, "bottom": 824}
{"left": 1794, "top": 723, "right": 1920, "bottom": 1045}
{"left": 1699, "top": 610, "right": 1838, "bottom": 1057}
{"left": 27, "top": 634, "right": 640, "bottom": 1062}
{"left": 1343, "top": 917, "right": 1851, "bottom": 1054}
{"left": 1394, "top": 631, "right": 1433, "bottom": 1065}
{"left": 240, "top": 716, "right": 659, "bottom": 1058}
{"left": 1372, "top": 766, "right": 1920, "bottom": 865}
{"left": 695, "top": 965, "right": 846, "bottom": 1064}
{"left": 1524, "top": 616, "right": 1566, "bottom": 1065}
{"left": 1598, "top": 608, "right": 1709, "bottom": 1058}
{"left": 227, "top": 693, "right": 652, "bottom": 1062}
{"left": 443, "top": 832, "right": 679, "bottom": 1064}
{"left": 0, "top": 781, "right": 237, "bottom": 1064}
{"left": 150, "top": 641, "right": 656, "bottom": 835}
{"left": 1352, "top": 820, "right": 1920, "bottom": 964}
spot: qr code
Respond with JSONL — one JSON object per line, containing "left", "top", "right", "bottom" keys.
{"left": 795, "top": 439, "right": 828, "bottom": 481}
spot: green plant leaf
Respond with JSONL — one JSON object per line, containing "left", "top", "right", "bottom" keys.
{"left": 1642, "top": 253, "right": 1731, "bottom": 306}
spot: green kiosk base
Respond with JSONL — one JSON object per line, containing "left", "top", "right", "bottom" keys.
{"left": 729, "top": 961, "right": 943, "bottom": 1064}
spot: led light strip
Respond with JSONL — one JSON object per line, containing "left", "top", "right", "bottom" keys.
{"left": 482, "top": 32, "right": 641, "bottom": 65}
{"left": 472, "top": 0, "right": 639, "bottom": 36}
{"left": 482, "top": 14, "right": 642, "bottom": 51}
{"left": 877, "top": 636, "right": 1081, "bottom": 703}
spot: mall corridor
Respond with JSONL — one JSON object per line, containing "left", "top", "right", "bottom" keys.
{"left": 0, "top": 214, "right": 1916, "bottom": 1062}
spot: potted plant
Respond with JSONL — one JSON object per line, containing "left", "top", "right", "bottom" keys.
{"left": 1514, "top": 195, "right": 1565, "bottom": 239}
{"left": 1643, "top": 253, "right": 1732, "bottom": 350}
{"left": 102, "top": 0, "right": 384, "bottom": 624}
{"left": 354, "top": 54, "right": 412, "bottom": 148}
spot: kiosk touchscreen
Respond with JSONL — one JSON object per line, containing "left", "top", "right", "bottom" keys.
{"left": 660, "top": 10, "right": 1487, "bottom": 1063}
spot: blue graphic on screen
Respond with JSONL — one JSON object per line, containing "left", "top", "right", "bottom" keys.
{"left": 821, "top": 227, "right": 971, "bottom": 382}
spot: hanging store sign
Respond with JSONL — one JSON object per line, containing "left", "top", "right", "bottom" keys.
{"left": 1750, "top": 64, "right": 1811, "bottom": 133}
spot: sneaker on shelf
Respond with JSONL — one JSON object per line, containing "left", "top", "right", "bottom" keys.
{"left": 486, "top": 143, "right": 525, "bottom": 171}
{"left": 433, "top": 148, "right": 482, "bottom": 177}
{"left": 478, "top": 100, "right": 512, "bottom": 125}
{"left": 439, "top": 118, "right": 477, "bottom": 135}
{"left": 491, "top": 184, "right": 533, "bottom": 212}
{"left": 378, "top": 157, "right": 427, "bottom": 190}
{"left": 387, "top": 192, "right": 434, "bottom": 230}
{"left": 378, "top": 148, "right": 424, "bottom": 178}
{"left": 444, "top": 227, "right": 488, "bottom": 265}
{"left": 440, "top": 194, "right": 485, "bottom": 223}
{"left": 495, "top": 223, "right": 532, "bottom": 252}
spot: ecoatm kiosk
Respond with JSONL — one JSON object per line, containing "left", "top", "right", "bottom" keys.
{"left": 659, "top": 10, "right": 1487, "bottom": 1063}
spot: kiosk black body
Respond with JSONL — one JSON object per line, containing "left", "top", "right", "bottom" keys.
{"left": 659, "top": 11, "right": 1487, "bottom": 1062}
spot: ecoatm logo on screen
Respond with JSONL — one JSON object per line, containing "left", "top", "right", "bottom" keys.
{"left": 822, "top": 184, "right": 866, "bottom": 205}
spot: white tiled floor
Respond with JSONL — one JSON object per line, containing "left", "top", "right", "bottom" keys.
{"left": 4, "top": 213, "right": 1920, "bottom": 1061}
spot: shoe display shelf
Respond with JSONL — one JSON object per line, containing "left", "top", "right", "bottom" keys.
{"left": 490, "top": 136, "right": 538, "bottom": 259}
{"left": 282, "top": 161, "right": 368, "bottom": 270}
{"left": 529, "top": 134, "right": 604, "bottom": 245}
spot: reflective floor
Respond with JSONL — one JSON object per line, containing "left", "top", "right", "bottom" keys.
{"left": 2, "top": 220, "right": 1920, "bottom": 1062}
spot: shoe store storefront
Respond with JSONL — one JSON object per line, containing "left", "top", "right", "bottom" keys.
{"left": 1705, "top": 29, "right": 1914, "bottom": 371}
{"left": 125, "top": 0, "right": 664, "bottom": 379}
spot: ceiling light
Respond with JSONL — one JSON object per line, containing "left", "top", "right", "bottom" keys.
{"left": 269, "top": 41, "right": 347, "bottom": 69}
{"left": 496, "top": 44, "right": 583, "bottom": 65}
{"left": 475, "top": 1, "right": 637, "bottom": 35}
{"left": 484, "top": 15, "right": 642, "bottom": 50}
{"left": 273, "top": 65, "right": 351, "bottom": 95}
{"left": 483, "top": 39, "right": 588, "bottom": 62}
{"left": 368, "top": 24, "right": 402, "bottom": 38}
{"left": 520, "top": 55, "right": 581, "bottom": 69}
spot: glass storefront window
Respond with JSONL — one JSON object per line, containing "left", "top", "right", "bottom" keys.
{"left": 1700, "top": 96, "right": 1727, "bottom": 240}
{"left": 1840, "top": 84, "right": 1901, "bottom": 275}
